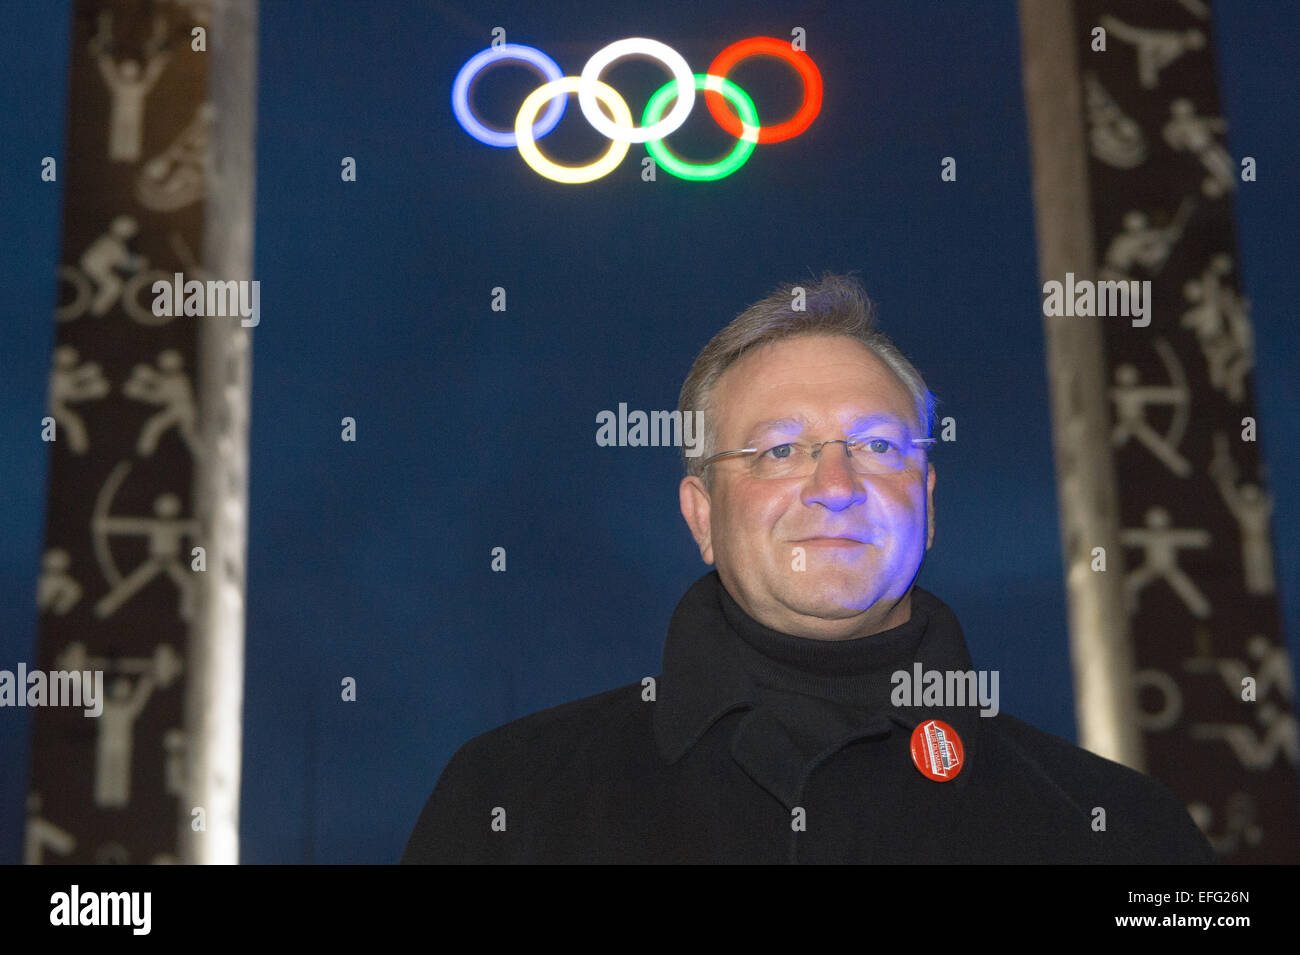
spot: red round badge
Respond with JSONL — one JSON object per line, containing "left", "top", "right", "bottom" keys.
{"left": 910, "top": 719, "right": 965, "bottom": 781}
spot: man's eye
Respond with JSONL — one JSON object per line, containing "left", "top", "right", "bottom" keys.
{"left": 765, "top": 443, "right": 796, "bottom": 460}
{"left": 863, "top": 438, "right": 899, "bottom": 454}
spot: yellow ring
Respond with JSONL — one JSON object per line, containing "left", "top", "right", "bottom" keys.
{"left": 515, "top": 77, "right": 631, "bottom": 184}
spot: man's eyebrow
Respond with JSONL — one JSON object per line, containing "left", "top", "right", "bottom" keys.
{"left": 844, "top": 413, "right": 914, "bottom": 433}
{"left": 742, "top": 412, "right": 916, "bottom": 442}
{"left": 746, "top": 416, "right": 810, "bottom": 437}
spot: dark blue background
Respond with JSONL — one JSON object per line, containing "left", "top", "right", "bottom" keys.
{"left": 2, "top": 0, "right": 1297, "bottom": 863}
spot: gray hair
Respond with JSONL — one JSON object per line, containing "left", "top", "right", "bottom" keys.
{"left": 678, "top": 273, "right": 937, "bottom": 480}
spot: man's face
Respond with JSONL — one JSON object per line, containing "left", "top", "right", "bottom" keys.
{"left": 679, "top": 334, "right": 936, "bottom": 640}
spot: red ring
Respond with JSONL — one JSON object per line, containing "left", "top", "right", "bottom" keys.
{"left": 705, "top": 37, "right": 823, "bottom": 144}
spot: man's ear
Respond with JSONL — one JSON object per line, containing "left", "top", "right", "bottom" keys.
{"left": 926, "top": 462, "right": 936, "bottom": 550}
{"left": 679, "top": 475, "right": 715, "bottom": 564}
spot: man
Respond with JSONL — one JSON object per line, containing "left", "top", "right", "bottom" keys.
{"left": 402, "top": 274, "right": 1215, "bottom": 864}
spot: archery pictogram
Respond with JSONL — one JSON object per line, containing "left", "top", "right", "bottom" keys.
{"left": 1110, "top": 338, "right": 1191, "bottom": 477}
{"left": 92, "top": 462, "right": 199, "bottom": 621}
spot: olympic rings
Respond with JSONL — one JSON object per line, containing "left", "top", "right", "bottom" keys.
{"left": 452, "top": 36, "right": 821, "bottom": 182}
{"left": 643, "top": 75, "right": 758, "bottom": 182}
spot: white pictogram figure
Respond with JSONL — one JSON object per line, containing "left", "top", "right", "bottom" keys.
{"left": 81, "top": 215, "right": 147, "bottom": 317}
{"left": 1100, "top": 15, "right": 1206, "bottom": 89}
{"left": 1186, "top": 633, "right": 1293, "bottom": 702}
{"left": 1120, "top": 506, "right": 1212, "bottom": 618}
{"left": 24, "top": 793, "right": 76, "bottom": 864}
{"left": 124, "top": 349, "right": 198, "bottom": 456}
{"left": 1209, "top": 434, "right": 1276, "bottom": 595}
{"left": 93, "top": 462, "right": 199, "bottom": 621}
{"left": 95, "top": 675, "right": 154, "bottom": 808}
{"left": 1181, "top": 256, "right": 1253, "bottom": 403}
{"left": 90, "top": 13, "right": 172, "bottom": 163}
{"left": 58, "top": 230, "right": 206, "bottom": 327}
{"left": 164, "top": 728, "right": 187, "bottom": 796}
{"left": 55, "top": 642, "right": 184, "bottom": 810}
{"left": 1083, "top": 73, "right": 1146, "bottom": 168}
{"left": 38, "top": 548, "right": 82, "bottom": 615}
{"left": 1109, "top": 339, "right": 1191, "bottom": 477}
{"left": 48, "top": 345, "right": 109, "bottom": 454}
{"left": 137, "top": 102, "right": 214, "bottom": 211}
{"left": 1163, "top": 98, "right": 1235, "bottom": 197}
{"left": 1101, "top": 199, "right": 1195, "bottom": 280}
{"left": 1188, "top": 792, "right": 1262, "bottom": 855}
{"left": 1192, "top": 701, "right": 1298, "bottom": 769}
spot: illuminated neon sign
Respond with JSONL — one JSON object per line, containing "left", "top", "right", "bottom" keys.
{"left": 451, "top": 36, "right": 823, "bottom": 183}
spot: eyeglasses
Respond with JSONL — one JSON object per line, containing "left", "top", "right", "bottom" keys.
{"left": 700, "top": 437, "right": 936, "bottom": 479}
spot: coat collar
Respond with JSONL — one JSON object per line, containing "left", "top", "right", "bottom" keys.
{"left": 654, "top": 571, "right": 987, "bottom": 805}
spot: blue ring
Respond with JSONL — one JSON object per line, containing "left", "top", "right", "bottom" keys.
{"left": 452, "top": 44, "right": 566, "bottom": 148}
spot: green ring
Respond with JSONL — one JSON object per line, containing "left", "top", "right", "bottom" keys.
{"left": 642, "top": 74, "right": 759, "bottom": 181}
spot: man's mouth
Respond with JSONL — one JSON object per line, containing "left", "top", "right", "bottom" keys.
{"left": 796, "top": 537, "right": 872, "bottom": 548}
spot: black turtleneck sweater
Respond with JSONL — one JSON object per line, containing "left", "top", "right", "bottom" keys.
{"left": 722, "top": 582, "right": 923, "bottom": 757}
{"left": 402, "top": 572, "right": 1216, "bottom": 864}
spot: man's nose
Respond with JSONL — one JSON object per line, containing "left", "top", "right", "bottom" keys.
{"left": 801, "top": 442, "right": 867, "bottom": 511}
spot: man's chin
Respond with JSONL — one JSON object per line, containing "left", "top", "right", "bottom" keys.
{"left": 777, "top": 577, "right": 883, "bottom": 620}
{"left": 783, "top": 601, "right": 868, "bottom": 623}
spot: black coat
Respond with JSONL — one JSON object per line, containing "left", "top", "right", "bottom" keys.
{"left": 402, "top": 572, "right": 1216, "bottom": 863}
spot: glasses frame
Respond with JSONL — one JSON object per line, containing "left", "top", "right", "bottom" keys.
{"left": 699, "top": 436, "right": 937, "bottom": 474}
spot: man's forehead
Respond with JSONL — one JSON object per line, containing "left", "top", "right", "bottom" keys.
{"left": 712, "top": 337, "right": 920, "bottom": 435}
